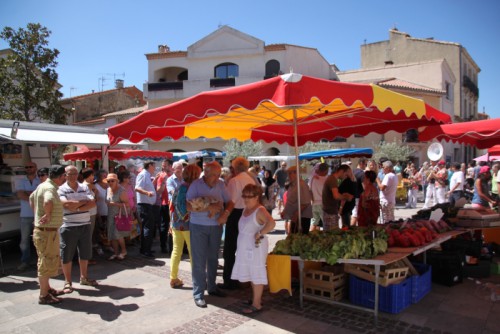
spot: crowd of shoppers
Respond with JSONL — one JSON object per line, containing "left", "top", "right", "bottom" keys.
{"left": 18, "top": 152, "right": 500, "bottom": 313}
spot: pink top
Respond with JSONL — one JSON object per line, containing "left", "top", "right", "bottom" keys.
{"left": 125, "top": 184, "right": 136, "bottom": 211}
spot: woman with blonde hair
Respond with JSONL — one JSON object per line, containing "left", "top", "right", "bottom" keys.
{"left": 106, "top": 173, "right": 130, "bottom": 260}
{"left": 366, "top": 159, "right": 378, "bottom": 174}
{"left": 169, "top": 164, "right": 201, "bottom": 288}
{"left": 231, "top": 184, "right": 275, "bottom": 314}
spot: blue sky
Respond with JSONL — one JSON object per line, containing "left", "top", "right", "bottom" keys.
{"left": 1, "top": 0, "right": 499, "bottom": 118}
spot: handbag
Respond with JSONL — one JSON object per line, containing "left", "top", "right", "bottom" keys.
{"left": 115, "top": 204, "right": 132, "bottom": 232}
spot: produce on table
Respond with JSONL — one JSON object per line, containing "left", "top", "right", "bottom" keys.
{"left": 383, "top": 219, "right": 452, "bottom": 248}
{"left": 272, "top": 227, "right": 388, "bottom": 265}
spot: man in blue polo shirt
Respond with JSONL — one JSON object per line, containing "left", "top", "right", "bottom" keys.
{"left": 15, "top": 161, "right": 40, "bottom": 271}
{"left": 187, "top": 161, "right": 230, "bottom": 308}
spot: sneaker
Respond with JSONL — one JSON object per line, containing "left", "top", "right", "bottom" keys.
{"left": 96, "top": 247, "right": 104, "bottom": 256}
{"left": 17, "top": 263, "right": 29, "bottom": 271}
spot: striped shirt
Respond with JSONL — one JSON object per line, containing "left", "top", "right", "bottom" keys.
{"left": 58, "top": 182, "right": 93, "bottom": 227}
{"left": 30, "top": 179, "right": 63, "bottom": 229}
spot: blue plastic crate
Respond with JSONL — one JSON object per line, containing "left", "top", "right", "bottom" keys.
{"left": 410, "top": 262, "right": 432, "bottom": 304}
{"left": 349, "top": 274, "right": 411, "bottom": 314}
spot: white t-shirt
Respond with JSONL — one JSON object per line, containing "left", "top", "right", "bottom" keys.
{"left": 450, "top": 171, "right": 464, "bottom": 191}
{"left": 227, "top": 171, "right": 257, "bottom": 209}
{"left": 380, "top": 172, "right": 398, "bottom": 204}
{"left": 308, "top": 174, "right": 328, "bottom": 205}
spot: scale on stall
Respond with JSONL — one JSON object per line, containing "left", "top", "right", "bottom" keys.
{"left": 456, "top": 208, "right": 500, "bottom": 227}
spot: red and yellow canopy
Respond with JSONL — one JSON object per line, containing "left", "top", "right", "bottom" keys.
{"left": 108, "top": 73, "right": 451, "bottom": 146}
{"left": 419, "top": 118, "right": 500, "bottom": 149}
{"left": 63, "top": 149, "right": 172, "bottom": 162}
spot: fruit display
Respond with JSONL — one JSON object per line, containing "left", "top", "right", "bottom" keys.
{"left": 384, "top": 219, "right": 452, "bottom": 248}
{"left": 272, "top": 227, "right": 388, "bottom": 265}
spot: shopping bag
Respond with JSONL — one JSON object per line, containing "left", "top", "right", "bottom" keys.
{"left": 115, "top": 204, "right": 132, "bottom": 232}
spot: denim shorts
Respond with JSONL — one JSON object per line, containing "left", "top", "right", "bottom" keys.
{"left": 60, "top": 224, "right": 92, "bottom": 263}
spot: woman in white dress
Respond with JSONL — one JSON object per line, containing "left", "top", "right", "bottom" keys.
{"left": 231, "top": 184, "right": 276, "bottom": 314}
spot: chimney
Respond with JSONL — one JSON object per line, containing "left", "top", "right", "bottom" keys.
{"left": 158, "top": 45, "right": 170, "bottom": 53}
{"left": 115, "top": 79, "right": 124, "bottom": 89}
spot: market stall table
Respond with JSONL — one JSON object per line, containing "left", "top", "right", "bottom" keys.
{"left": 289, "top": 229, "right": 469, "bottom": 318}
{"left": 292, "top": 251, "right": 409, "bottom": 318}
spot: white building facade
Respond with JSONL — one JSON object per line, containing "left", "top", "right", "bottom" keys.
{"left": 142, "top": 26, "right": 339, "bottom": 158}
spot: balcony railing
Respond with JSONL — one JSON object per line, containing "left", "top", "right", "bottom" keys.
{"left": 148, "top": 81, "right": 183, "bottom": 92}
{"left": 210, "top": 77, "right": 235, "bottom": 88}
{"left": 463, "top": 75, "right": 479, "bottom": 98}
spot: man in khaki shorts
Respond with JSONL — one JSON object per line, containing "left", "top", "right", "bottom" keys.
{"left": 29, "top": 165, "right": 66, "bottom": 305}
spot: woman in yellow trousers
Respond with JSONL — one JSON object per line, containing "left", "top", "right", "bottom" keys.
{"left": 169, "top": 164, "right": 201, "bottom": 288}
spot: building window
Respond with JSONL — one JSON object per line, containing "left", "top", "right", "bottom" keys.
{"left": 214, "top": 63, "right": 239, "bottom": 78}
{"left": 177, "top": 70, "right": 188, "bottom": 81}
{"left": 265, "top": 60, "right": 280, "bottom": 78}
{"left": 445, "top": 81, "right": 451, "bottom": 100}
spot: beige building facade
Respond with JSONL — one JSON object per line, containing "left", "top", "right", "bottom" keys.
{"left": 356, "top": 29, "right": 481, "bottom": 163}
{"left": 338, "top": 59, "right": 456, "bottom": 165}
{"left": 361, "top": 29, "right": 479, "bottom": 121}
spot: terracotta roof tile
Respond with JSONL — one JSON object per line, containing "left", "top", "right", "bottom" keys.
{"left": 103, "top": 105, "right": 147, "bottom": 118}
{"left": 377, "top": 78, "right": 445, "bottom": 94}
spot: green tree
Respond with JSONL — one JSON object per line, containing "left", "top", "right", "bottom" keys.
{"left": 0, "top": 23, "right": 68, "bottom": 123}
{"left": 222, "top": 139, "right": 263, "bottom": 165}
{"left": 298, "top": 141, "right": 342, "bottom": 154}
{"left": 373, "top": 140, "right": 415, "bottom": 163}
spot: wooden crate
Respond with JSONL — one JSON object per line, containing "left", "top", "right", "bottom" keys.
{"left": 344, "top": 261, "right": 409, "bottom": 287}
{"left": 303, "top": 266, "right": 346, "bottom": 291}
{"left": 303, "top": 265, "right": 346, "bottom": 301}
{"left": 304, "top": 285, "right": 345, "bottom": 301}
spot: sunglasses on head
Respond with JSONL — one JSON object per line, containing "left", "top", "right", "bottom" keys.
{"left": 37, "top": 173, "right": 47, "bottom": 177}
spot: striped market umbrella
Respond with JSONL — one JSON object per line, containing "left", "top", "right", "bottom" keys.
{"left": 108, "top": 73, "right": 451, "bottom": 147}
{"left": 418, "top": 118, "right": 500, "bottom": 149}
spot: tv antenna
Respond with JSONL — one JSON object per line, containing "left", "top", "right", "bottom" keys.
{"left": 98, "top": 72, "right": 125, "bottom": 91}
{"left": 69, "top": 86, "right": 78, "bottom": 98}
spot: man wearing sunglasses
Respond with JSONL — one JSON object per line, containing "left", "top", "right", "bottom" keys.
{"left": 15, "top": 162, "right": 40, "bottom": 271}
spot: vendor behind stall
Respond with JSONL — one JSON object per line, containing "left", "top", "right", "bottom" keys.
{"left": 472, "top": 166, "right": 497, "bottom": 209}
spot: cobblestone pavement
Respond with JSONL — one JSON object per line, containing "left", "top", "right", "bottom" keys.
{"left": 115, "top": 255, "right": 456, "bottom": 334}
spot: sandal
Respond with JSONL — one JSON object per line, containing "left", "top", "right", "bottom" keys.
{"left": 241, "top": 299, "right": 264, "bottom": 306}
{"left": 48, "top": 287, "right": 65, "bottom": 296}
{"left": 63, "top": 281, "right": 74, "bottom": 294}
{"left": 38, "top": 293, "right": 62, "bottom": 305}
{"left": 117, "top": 253, "right": 126, "bottom": 260}
{"left": 80, "top": 277, "right": 98, "bottom": 286}
{"left": 108, "top": 254, "right": 118, "bottom": 261}
{"left": 241, "top": 305, "right": 262, "bottom": 315}
{"left": 170, "top": 278, "right": 184, "bottom": 289}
